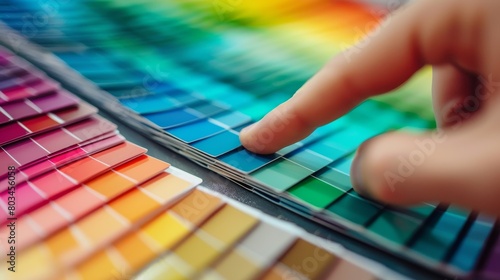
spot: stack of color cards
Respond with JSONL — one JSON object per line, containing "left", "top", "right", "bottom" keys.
{"left": 0, "top": 0, "right": 499, "bottom": 279}
{"left": 0, "top": 46, "right": 403, "bottom": 280}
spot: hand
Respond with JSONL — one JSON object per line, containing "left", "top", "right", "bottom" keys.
{"left": 240, "top": 0, "right": 500, "bottom": 216}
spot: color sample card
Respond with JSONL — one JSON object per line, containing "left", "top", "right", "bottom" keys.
{"left": 0, "top": 96, "right": 99, "bottom": 146}
{"left": 0, "top": 141, "right": 147, "bottom": 221}
{"left": 0, "top": 90, "right": 79, "bottom": 124}
{"left": 0, "top": 1, "right": 498, "bottom": 279}
{"left": 17, "top": 134, "right": 125, "bottom": 181}
{"left": 0, "top": 115, "right": 118, "bottom": 178}
{"left": 0, "top": 54, "right": 59, "bottom": 104}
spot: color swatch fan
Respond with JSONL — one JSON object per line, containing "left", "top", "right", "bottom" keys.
{"left": 0, "top": 47, "right": 404, "bottom": 280}
{"left": 0, "top": 0, "right": 499, "bottom": 279}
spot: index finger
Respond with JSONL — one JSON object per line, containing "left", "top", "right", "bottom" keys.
{"left": 240, "top": 0, "right": 461, "bottom": 154}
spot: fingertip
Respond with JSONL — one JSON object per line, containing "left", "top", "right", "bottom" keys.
{"left": 240, "top": 102, "right": 308, "bottom": 154}
{"left": 239, "top": 122, "right": 276, "bottom": 154}
{"left": 239, "top": 123, "right": 254, "bottom": 140}
{"left": 350, "top": 135, "right": 394, "bottom": 202}
{"left": 239, "top": 123, "right": 257, "bottom": 152}
{"left": 350, "top": 132, "right": 423, "bottom": 205}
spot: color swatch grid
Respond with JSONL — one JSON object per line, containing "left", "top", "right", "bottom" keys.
{"left": 0, "top": 47, "right": 402, "bottom": 280}
{"left": 0, "top": 0, "right": 498, "bottom": 278}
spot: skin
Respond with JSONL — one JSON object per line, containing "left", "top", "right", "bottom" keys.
{"left": 239, "top": 0, "right": 500, "bottom": 216}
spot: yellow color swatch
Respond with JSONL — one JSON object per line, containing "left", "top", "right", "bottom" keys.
{"left": 45, "top": 228, "right": 81, "bottom": 258}
{"left": 114, "top": 232, "right": 156, "bottom": 271}
{"left": 141, "top": 212, "right": 190, "bottom": 250}
{"left": 200, "top": 205, "right": 258, "bottom": 247}
{"left": 173, "top": 234, "right": 220, "bottom": 271}
{"left": 78, "top": 207, "right": 126, "bottom": 245}
{"left": 214, "top": 250, "right": 260, "bottom": 279}
{"left": 169, "top": 189, "right": 223, "bottom": 226}
{"left": 76, "top": 250, "right": 120, "bottom": 280}
{"left": 85, "top": 171, "right": 135, "bottom": 199}
{"left": 141, "top": 173, "right": 192, "bottom": 202}
{"left": 108, "top": 188, "right": 160, "bottom": 223}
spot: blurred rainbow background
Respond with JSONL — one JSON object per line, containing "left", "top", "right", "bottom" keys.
{"left": 90, "top": 0, "right": 434, "bottom": 121}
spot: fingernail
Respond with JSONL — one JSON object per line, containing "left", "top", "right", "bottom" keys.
{"left": 351, "top": 148, "right": 370, "bottom": 198}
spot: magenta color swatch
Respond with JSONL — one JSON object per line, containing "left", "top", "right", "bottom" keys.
{"left": 0, "top": 121, "right": 29, "bottom": 145}
{"left": 2, "top": 99, "right": 39, "bottom": 120}
{"left": 65, "top": 117, "right": 117, "bottom": 141}
{"left": 0, "top": 182, "right": 45, "bottom": 216}
{"left": 33, "top": 129, "right": 80, "bottom": 154}
{"left": 0, "top": 111, "right": 11, "bottom": 123}
{"left": 32, "top": 91, "right": 78, "bottom": 112}
{"left": 3, "top": 138, "right": 49, "bottom": 166}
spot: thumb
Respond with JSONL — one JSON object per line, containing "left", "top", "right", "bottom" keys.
{"left": 351, "top": 124, "right": 500, "bottom": 216}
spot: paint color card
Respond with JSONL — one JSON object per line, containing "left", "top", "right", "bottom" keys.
{"left": 0, "top": 121, "right": 30, "bottom": 145}
{"left": 0, "top": 134, "right": 122, "bottom": 188}
{"left": 0, "top": 75, "right": 60, "bottom": 105}
{"left": 0, "top": 90, "right": 79, "bottom": 124}
{"left": 32, "top": 117, "right": 115, "bottom": 153}
{"left": 12, "top": 157, "right": 171, "bottom": 249}
{"left": 0, "top": 103, "right": 103, "bottom": 146}
{"left": 54, "top": 102, "right": 98, "bottom": 123}
{"left": 0, "top": 116, "right": 117, "bottom": 178}
{"left": 0, "top": 142, "right": 147, "bottom": 220}
{"left": 20, "top": 135, "right": 125, "bottom": 181}
{"left": 13, "top": 167, "right": 189, "bottom": 253}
